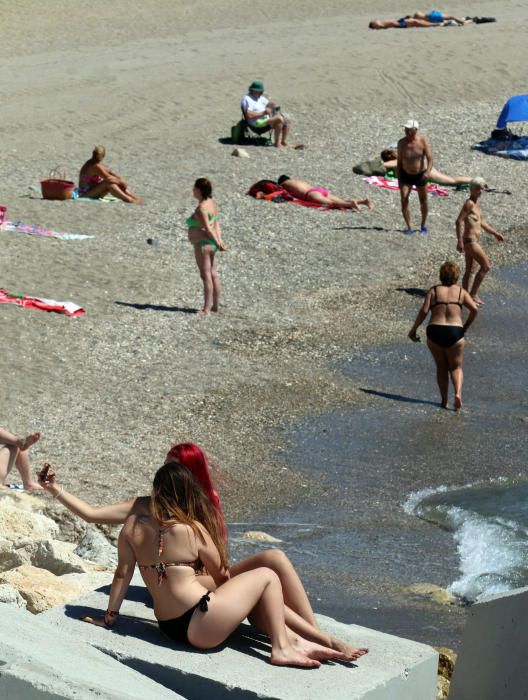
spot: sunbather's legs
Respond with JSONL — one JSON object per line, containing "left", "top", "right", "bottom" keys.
{"left": 0, "top": 445, "right": 17, "bottom": 485}
{"left": 429, "top": 168, "right": 471, "bottom": 186}
{"left": 83, "top": 182, "right": 139, "bottom": 204}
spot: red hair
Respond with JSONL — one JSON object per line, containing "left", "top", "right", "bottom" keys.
{"left": 166, "top": 443, "right": 226, "bottom": 537}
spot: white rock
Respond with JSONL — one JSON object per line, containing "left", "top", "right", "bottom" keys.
{"left": 0, "top": 583, "right": 27, "bottom": 609}
{"left": 74, "top": 526, "right": 118, "bottom": 567}
{"left": 231, "top": 147, "right": 250, "bottom": 158}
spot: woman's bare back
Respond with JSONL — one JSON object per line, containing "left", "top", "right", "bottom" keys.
{"left": 124, "top": 514, "right": 209, "bottom": 621}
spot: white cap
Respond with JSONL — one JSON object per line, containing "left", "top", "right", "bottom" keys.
{"left": 403, "top": 119, "right": 419, "bottom": 130}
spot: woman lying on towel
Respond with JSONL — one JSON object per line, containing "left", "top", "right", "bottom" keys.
{"left": 37, "top": 442, "right": 367, "bottom": 661}
{"left": 354, "top": 149, "right": 476, "bottom": 187}
{"left": 79, "top": 145, "right": 143, "bottom": 204}
{"left": 277, "top": 175, "right": 373, "bottom": 211}
{"left": 369, "top": 11, "right": 471, "bottom": 29}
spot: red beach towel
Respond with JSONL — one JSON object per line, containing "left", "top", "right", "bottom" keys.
{"left": 0, "top": 289, "right": 85, "bottom": 317}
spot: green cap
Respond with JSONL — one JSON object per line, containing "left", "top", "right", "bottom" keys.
{"left": 249, "top": 80, "right": 264, "bottom": 92}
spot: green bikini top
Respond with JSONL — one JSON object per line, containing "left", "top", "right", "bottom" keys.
{"left": 186, "top": 212, "right": 218, "bottom": 228}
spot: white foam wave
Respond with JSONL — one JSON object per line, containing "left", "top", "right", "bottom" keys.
{"left": 402, "top": 485, "right": 450, "bottom": 515}
{"left": 404, "top": 482, "right": 528, "bottom": 602}
{"left": 447, "top": 507, "right": 528, "bottom": 602}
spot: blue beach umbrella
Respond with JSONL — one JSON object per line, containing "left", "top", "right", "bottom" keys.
{"left": 496, "top": 95, "right": 528, "bottom": 129}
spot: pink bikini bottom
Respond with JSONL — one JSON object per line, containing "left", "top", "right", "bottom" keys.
{"left": 306, "top": 187, "right": 329, "bottom": 197}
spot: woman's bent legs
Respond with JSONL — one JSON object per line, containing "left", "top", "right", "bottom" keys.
{"left": 0, "top": 445, "right": 17, "bottom": 485}
{"left": 229, "top": 550, "right": 318, "bottom": 627}
{"left": 187, "top": 568, "right": 320, "bottom": 667}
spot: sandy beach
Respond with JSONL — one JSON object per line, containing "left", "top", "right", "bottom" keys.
{"left": 1, "top": 0, "right": 527, "bottom": 648}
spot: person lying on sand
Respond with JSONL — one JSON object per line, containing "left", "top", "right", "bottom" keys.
{"left": 0, "top": 427, "right": 42, "bottom": 491}
{"left": 241, "top": 81, "right": 303, "bottom": 149}
{"left": 276, "top": 175, "right": 373, "bottom": 211}
{"left": 369, "top": 12, "right": 471, "bottom": 29}
{"left": 456, "top": 177, "right": 505, "bottom": 305}
{"left": 354, "top": 149, "right": 475, "bottom": 187}
{"left": 37, "top": 442, "right": 367, "bottom": 661}
{"left": 79, "top": 145, "right": 143, "bottom": 204}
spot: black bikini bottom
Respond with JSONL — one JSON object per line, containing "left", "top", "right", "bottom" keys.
{"left": 427, "top": 325, "right": 464, "bottom": 349}
{"left": 158, "top": 592, "right": 211, "bottom": 645}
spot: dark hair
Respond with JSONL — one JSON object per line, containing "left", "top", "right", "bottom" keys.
{"left": 151, "top": 462, "right": 228, "bottom": 569}
{"left": 277, "top": 175, "right": 290, "bottom": 185}
{"left": 439, "top": 261, "right": 460, "bottom": 286}
{"left": 381, "top": 149, "right": 396, "bottom": 162}
{"left": 194, "top": 177, "right": 212, "bottom": 199}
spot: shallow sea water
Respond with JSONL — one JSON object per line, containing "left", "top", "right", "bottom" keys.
{"left": 229, "top": 264, "right": 527, "bottom": 648}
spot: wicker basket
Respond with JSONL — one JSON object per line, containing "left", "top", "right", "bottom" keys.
{"left": 41, "top": 168, "right": 75, "bottom": 200}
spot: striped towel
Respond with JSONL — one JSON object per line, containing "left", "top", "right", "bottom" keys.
{"left": 363, "top": 176, "right": 449, "bottom": 197}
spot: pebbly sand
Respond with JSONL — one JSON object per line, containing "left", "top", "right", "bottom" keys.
{"left": 1, "top": 0, "right": 528, "bottom": 643}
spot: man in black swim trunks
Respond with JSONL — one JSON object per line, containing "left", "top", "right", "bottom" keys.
{"left": 397, "top": 119, "right": 433, "bottom": 235}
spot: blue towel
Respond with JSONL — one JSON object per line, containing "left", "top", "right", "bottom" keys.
{"left": 472, "top": 136, "right": 528, "bottom": 160}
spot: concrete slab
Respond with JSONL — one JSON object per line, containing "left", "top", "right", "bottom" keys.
{"left": 449, "top": 586, "right": 528, "bottom": 700}
{"left": 0, "top": 602, "right": 181, "bottom": 700}
{"left": 42, "top": 573, "right": 438, "bottom": 700}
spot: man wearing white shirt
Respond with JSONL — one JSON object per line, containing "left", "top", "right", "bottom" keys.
{"left": 241, "top": 80, "right": 289, "bottom": 148}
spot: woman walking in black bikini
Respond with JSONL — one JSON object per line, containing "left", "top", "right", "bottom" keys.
{"left": 408, "top": 261, "right": 478, "bottom": 409}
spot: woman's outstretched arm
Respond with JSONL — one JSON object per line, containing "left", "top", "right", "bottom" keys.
{"left": 39, "top": 469, "right": 138, "bottom": 524}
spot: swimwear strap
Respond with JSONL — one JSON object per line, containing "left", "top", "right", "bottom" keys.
{"left": 198, "top": 593, "right": 210, "bottom": 612}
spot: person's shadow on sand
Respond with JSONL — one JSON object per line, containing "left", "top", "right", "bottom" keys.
{"left": 332, "top": 225, "right": 388, "bottom": 232}
{"left": 359, "top": 388, "right": 441, "bottom": 408}
{"left": 115, "top": 301, "right": 198, "bottom": 314}
{"left": 395, "top": 287, "right": 427, "bottom": 298}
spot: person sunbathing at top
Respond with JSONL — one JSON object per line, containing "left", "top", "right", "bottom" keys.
{"left": 354, "top": 149, "right": 475, "bottom": 187}
{"left": 276, "top": 175, "right": 373, "bottom": 211}
{"left": 0, "top": 427, "right": 41, "bottom": 491}
{"left": 369, "top": 11, "right": 471, "bottom": 29}
{"left": 79, "top": 145, "right": 143, "bottom": 203}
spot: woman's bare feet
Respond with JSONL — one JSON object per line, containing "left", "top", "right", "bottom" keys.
{"left": 454, "top": 395, "right": 463, "bottom": 410}
{"left": 197, "top": 310, "right": 210, "bottom": 317}
{"left": 20, "top": 432, "right": 40, "bottom": 451}
{"left": 270, "top": 646, "right": 320, "bottom": 668}
{"left": 292, "top": 636, "right": 347, "bottom": 662}
{"left": 328, "top": 637, "right": 369, "bottom": 661}
{"left": 472, "top": 295, "right": 485, "bottom": 306}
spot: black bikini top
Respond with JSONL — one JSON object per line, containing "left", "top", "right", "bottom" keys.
{"left": 430, "top": 285, "right": 463, "bottom": 309}
{"left": 137, "top": 526, "right": 203, "bottom": 585}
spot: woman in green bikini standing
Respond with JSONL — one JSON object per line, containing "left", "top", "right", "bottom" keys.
{"left": 187, "top": 178, "right": 226, "bottom": 316}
